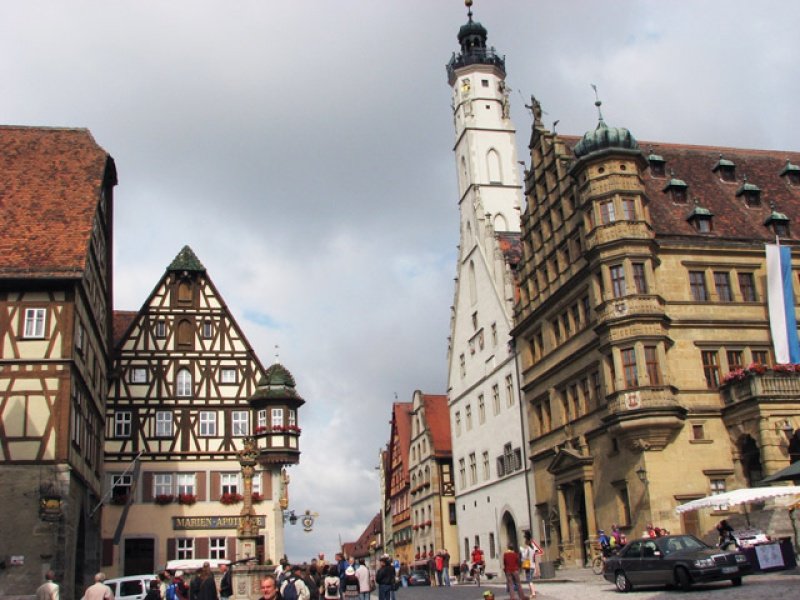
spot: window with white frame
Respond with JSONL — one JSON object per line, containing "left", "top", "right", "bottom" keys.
{"left": 288, "top": 410, "right": 296, "bottom": 427}
{"left": 221, "top": 473, "right": 239, "bottom": 495}
{"left": 220, "top": 368, "right": 237, "bottom": 384}
{"left": 130, "top": 367, "right": 148, "bottom": 383}
{"left": 154, "top": 473, "right": 173, "bottom": 497}
{"left": 202, "top": 320, "right": 214, "bottom": 339}
{"left": 251, "top": 472, "right": 262, "bottom": 495}
{"left": 114, "top": 411, "right": 132, "bottom": 438}
{"left": 24, "top": 308, "right": 46, "bottom": 338}
{"left": 257, "top": 409, "right": 267, "bottom": 429}
{"left": 232, "top": 411, "right": 248, "bottom": 436}
{"left": 210, "top": 537, "right": 226, "bottom": 560}
{"left": 177, "top": 538, "right": 194, "bottom": 560}
{"left": 176, "top": 473, "right": 196, "bottom": 496}
{"left": 155, "top": 411, "right": 173, "bottom": 437}
{"left": 199, "top": 411, "right": 217, "bottom": 436}
{"left": 176, "top": 369, "right": 192, "bottom": 397}
{"left": 111, "top": 474, "right": 132, "bottom": 502}
{"left": 710, "top": 478, "right": 727, "bottom": 495}
{"left": 155, "top": 320, "right": 167, "bottom": 339}
{"left": 271, "top": 408, "right": 284, "bottom": 427}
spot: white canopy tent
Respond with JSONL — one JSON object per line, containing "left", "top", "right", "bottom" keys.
{"left": 675, "top": 486, "right": 800, "bottom": 526}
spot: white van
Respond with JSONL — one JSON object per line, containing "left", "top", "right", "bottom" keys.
{"left": 103, "top": 574, "right": 160, "bottom": 600}
{"left": 165, "top": 559, "right": 230, "bottom": 572}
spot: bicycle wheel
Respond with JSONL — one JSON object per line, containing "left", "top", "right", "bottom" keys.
{"left": 592, "top": 556, "right": 604, "bottom": 575}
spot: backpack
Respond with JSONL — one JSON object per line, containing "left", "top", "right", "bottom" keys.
{"left": 282, "top": 577, "right": 299, "bottom": 600}
{"left": 166, "top": 583, "right": 177, "bottom": 600}
{"left": 326, "top": 580, "right": 339, "bottom": 598}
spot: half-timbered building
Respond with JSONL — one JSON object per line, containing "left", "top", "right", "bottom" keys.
{"left": 103, "top": 246, "right": 293, "bottom": 576}
{"left": 0, "top": 126, "right": 117, "bottom": 598}
{"left": 384, "top": 402, "right": 412, "bottom": 565}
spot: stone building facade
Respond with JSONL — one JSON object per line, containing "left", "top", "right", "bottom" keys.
{"left": 512, "top": 100, "right": 800, "bottom": 565}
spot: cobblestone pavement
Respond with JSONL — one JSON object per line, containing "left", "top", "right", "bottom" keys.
{"left": 394, "top": 566, "right": 800, "bottom": 600}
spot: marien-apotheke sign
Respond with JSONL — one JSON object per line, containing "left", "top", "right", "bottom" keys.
{"left": 173, "top": 516, "right": 266, "bottom": 530}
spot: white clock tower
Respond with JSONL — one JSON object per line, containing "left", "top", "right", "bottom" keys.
{"left": 445, "top": 0, "right": 534, "bottom": 574}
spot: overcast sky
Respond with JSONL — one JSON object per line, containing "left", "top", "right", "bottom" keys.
{"left": 3, "top": 1, "right": 799, "bottom": 562}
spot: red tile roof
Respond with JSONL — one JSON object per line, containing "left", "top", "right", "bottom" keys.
{"left": 560, "top": 135, "right": 800, "bottom": 241}
{"left": 0, "top": 126, "right": 115, "bottom": 279}
{"left": 421, "top": 393, "right": 451, "bottom": 456}
{"left": 392, "top": 402, "right": 413, "bottom": 483}
{"left": 113, "top": 311, "right": 137, "bottom": 347}
{"left": 342, "top": 512, "right": 382, "bottom": 559}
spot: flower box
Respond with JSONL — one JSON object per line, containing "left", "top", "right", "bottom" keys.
{"left": 425, "top": 520, "right": 432, "bottom": 526}
{"left": 178, "top": 493, "right": 197, "bottom": 505}
{"left": 254, "top": 425, "right": 268, "bottom": 435}
{"left": 251, "top": 492, "right": 264, "bottom": 504}
{"left": 154, "top": 494, "right": 174, "bottom": 505}
{"left": 220, "top": 493, "right": 243, "bottom": 505}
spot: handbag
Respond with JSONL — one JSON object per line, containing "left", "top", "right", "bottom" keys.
{"left": 522, "top": 559, "right": 531, "bottom": 570}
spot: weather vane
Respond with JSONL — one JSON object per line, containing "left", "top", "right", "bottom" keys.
{"left": 590, "top": 83, "right": 604, "bottom": 122}
{"left": 274, "top": 344, "right": 280, "bottom": 363}
{"left": 465, "top": 0, "right": 473, "bottom": 19}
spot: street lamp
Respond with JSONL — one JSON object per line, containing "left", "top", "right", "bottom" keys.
{"left": 636, "top": 466, "right": 648, "bottom": 485}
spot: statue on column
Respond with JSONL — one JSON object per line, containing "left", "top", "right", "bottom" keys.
{"left": 237, "top": 437, "right": 260, "bottom": 539}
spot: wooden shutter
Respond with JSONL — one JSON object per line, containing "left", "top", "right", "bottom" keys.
{"left": 196, "top": 470, "right": 207, "bottom": 501}
{"left": 227, "top": 537, "right": 236, "bottom": 561}
{"left": 210, "top": 471, "right": 221, "bottom": 501}
{"left": 102, "top": 538, "right": 114, "bottom": 566}
{"left": 262, "top": 471, "right": 272, "bottom": 500}
{"left": 167, "top": 538, "right": 176, "bottom": 561}
{"left": 142, "top": 472, "right": 154, "bottom": 501}
{"left": 196, "top": 537, "right": 209, "bottom": 560}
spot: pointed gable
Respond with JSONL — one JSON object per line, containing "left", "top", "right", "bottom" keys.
{"left": 421, "top": 393, "right": 451, "bottom": 456}
{"left": 0, "top": 126, "right": 116, "bottom": 279}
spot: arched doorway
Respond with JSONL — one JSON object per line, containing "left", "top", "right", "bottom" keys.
{"left": 500, "top": 511, "right": 518, "bottom": 555}
{"left": 739, "top": 435, "right": 763, "bottom": 487}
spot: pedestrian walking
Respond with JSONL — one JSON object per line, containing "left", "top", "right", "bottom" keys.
{"left": 355, "top": 559, "right": 371, "bottom": 600}
{"left": 83, "top": 573, "right": 113, "bottom": 600}
{"left": 375, "top": 556, "right": 395, "bottom": 600}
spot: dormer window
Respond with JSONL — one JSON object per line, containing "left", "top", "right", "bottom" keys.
{"left": 663, "top": 172, "right": 688, "bottom": 204}
{"left": 712, "top": 155, "right": 736, "bottom": 182}
{"left": 647, "top": 151, "right": 666, "bottom": 177}
{"left": 735, "top": 177, "right": 761, "bottom": 207}
{"left": 780, "top": 160, "right": 800, "bottom": 186}
{"left": 687, "top": 202, "right": 713, "bottom": 233}
{"left": 765, "top": 208, "right": 790, "bottom": 238}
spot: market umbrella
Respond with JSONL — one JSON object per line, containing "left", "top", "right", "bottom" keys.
{"left": 760, "top": 461, "right": 800, "bottom": 484}
{"left": 675, "top": 486, "right": 800, "bottom": 525}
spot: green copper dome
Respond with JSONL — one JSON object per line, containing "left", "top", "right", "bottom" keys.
{"left": 250, "top": 363, "right": 305, "bottom": 405}
{"left": 574, "top": 120, "right": 640, "bottom": 159}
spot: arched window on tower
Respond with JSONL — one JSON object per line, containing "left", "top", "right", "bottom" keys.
{"left": 469, "top": 260, "right": 477, "bottom": 305}
{"left": 487, "top": 149, "right": 502, "bottom": 183}
{"left": 494, "top": 213, "right": 508, "bottom": 232}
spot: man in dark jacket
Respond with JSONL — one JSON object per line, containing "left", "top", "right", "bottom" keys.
{"left": 375, "top": 556, "right": 395, "bottom": 600}
{"left": 218, "top": 564, "right": 232, "bottom": 600}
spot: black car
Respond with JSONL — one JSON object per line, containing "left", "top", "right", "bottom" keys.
{"left": 602, "top": 534, "right": 751, "bottom": 592}
{"left": 407, "top": 570, "right": 431, "bottom": 586}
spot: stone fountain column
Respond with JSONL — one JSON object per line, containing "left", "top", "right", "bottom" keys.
{"left": 236, "top": 437, "right": 261, "bottom": 561}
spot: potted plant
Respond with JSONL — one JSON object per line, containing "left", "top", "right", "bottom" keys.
{"left": 220, "top": 492, "right": 243, "bottom": 505}
{"left": 254, "top": 425, "right": 268, "bottom": 435}
{"left": 177, "top": 493, "right": 197, "bottom": 505}
{"left": 154, "top": 494, "right": 174, "bottom": 505}
{"left": 251, "top": 492, "right": 264, "bottom": 504}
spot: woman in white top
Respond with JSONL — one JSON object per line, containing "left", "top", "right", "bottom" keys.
{"left": 520, "top": 533, "right": 541, "bottom": 598}
{"left": 323, "top": 567, "right": 341, "bottom": 600}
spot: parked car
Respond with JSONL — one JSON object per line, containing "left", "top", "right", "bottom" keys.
{"left": 407, "top": 570, "right": 431, "bottom": 586}
{"left": 603, "top": 534, "right": 751, "bottom": 592}
{"left": 102, "top": 574, "right": 160, "bottom": 600}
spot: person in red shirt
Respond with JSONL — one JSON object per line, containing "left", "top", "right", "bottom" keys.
{"left": 502, "top": 544, "right": 525, "bottom": 600}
